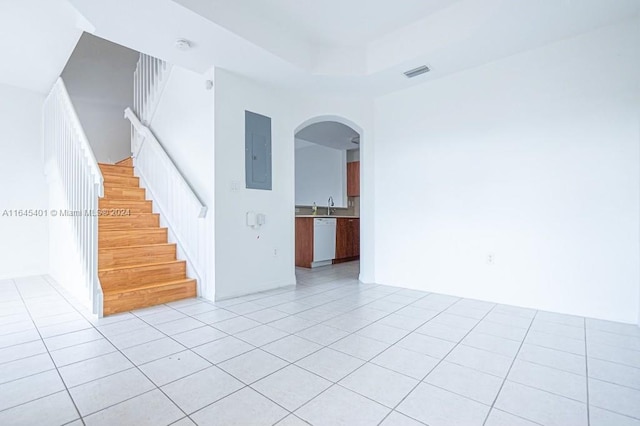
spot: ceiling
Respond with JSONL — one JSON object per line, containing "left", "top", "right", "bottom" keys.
{"left": 62, "top": 33, "right": 139, "bottom": 106}
{"left": 204, "top": 0, "right": 459, "bottom": 48}
{"left": 1, "top": 0, "right": 638, "bottom": 96}
{"left": 0, "top": 0, "right": 86, "bottom": 93}
{"left": 295, "top": 121, "right": 360, "bottom": 151}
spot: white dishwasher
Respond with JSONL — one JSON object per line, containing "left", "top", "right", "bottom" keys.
{"left": 313, "top": 218, "right": 337, "bottom": 267}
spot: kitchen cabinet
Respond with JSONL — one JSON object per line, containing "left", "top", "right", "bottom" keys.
{"left": 335, "top": 218, "right": 360, "bottom": 262}
{"left": 347, "top": 161, "right": 360, "bottom": 197}
{"left": 295, "top": 217, "right": 314, "bottom": 268}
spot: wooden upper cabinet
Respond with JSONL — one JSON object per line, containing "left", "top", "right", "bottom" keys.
{"left": 347, "top": 161, "right": 360, "bottom": 197}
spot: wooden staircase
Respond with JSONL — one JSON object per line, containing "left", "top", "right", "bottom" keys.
{"left": 98, "top": 158, "right": 196, "bottom": 315}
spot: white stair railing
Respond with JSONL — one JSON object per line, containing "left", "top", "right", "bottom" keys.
{"left": 125, "top": 108, "right": 208, "bottom": 293}
{"left": 133, "top": 53, "right": 171, "bottom": 125}
{"left": 44, "top": 78, "right": 104, "bottom": 316}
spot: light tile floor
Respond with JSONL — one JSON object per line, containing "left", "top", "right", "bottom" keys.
{"left": 1, "top": 262, "right": 639, "bottom": 425}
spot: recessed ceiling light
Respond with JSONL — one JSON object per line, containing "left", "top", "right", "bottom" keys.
{"left": 404, "top": 65, "right": 430, "bottom": 78}
{"left": 175, "top": 39, "right": 192, "bottom": 51}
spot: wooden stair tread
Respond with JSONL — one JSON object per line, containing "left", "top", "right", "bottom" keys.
{"left": 99, "top": 158, "right": 196, "bottom": 315}
{"left": 98, "top": 259, "right": 184, "bottom": 273}
{"left": 99, "top": 243, "right": 175, "bottom": 251}
{"left": 102, "top": 278, "right": 196, "bottom": 295}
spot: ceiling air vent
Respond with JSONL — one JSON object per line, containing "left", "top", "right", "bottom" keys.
{"left": 403, "top": 65, "right": 430, "bottom": 78}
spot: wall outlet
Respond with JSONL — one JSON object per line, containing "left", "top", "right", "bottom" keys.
{"left": 273, "top": 248, "right": 278, "bottom": 257}
{"left": 487, "top": 254, "right": 495, "bottom": 265}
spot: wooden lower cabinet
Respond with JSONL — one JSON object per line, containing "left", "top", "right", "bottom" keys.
{"left": 335, "top": 218, "right": 360, "bottom": 262}
{"left": 295, "top": 218, "right": 314, "bottom": 268}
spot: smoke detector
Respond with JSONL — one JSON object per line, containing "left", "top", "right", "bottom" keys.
{"left": 403, "top": 65, "right": 430, "bottom": 78}
{"left": 175, "top": 39, "right": 192, "bottom": 51}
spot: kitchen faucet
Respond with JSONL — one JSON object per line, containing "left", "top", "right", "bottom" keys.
{"left": 327, "top": 196, "right": 334, "bottom": 215}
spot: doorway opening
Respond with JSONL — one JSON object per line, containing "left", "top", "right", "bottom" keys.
{"left": 293, "top": 119, "right": 361, "bottom": 283}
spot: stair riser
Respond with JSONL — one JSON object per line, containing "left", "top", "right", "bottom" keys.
{"left": 116, "top": 158, "right": 133, "bottom": 167}
{"left": 103, "top": 280, "right": 196, "bottom": 315}
{"left": 99, "top": 245, "right": 176, "bottom": 269}
{"left": 102, "top": 175, "right": 139, "bottom": 187}
{"left": 99, "top": 164, "right": 133, "bottom": 177}
{"left": 99, "top": 262, "right": 187, "bottom": 290}
{"left": 99, "top": 200, "right": 152, "bottom": 213}
{"left": 99, "top": 215, "right": 160, "bottom": 230}
{"left": 103, "top": 187, "right": 146, "bottom": 200}
{"left": 99, "top": 229, "right": 167, "bottom": 248}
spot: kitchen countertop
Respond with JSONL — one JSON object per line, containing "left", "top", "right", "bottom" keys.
{"left": 296, "top": 215, "right": 359, "bottom": 218}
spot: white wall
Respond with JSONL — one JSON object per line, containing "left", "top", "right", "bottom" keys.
{"left": 295, "top": 142, "right": 347, "bottom": 207}
{"left": 0, "top": 84, "right": 49, "bottom": 278}
{"left": 71, "top": 98, "right": 131, "bottom": 163}
{"left": 148, "top": 66, "right": 215, "bottom": 299}
{"left": 214, "top": 69, "right": 373, "bottom": 299}
{"left": 373, "top": 19, "right": 640, "bottom": 324}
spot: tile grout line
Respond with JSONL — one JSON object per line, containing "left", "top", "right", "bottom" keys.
{"left": 40, "top": 276, "right": 195, "bottom": 423}
{"left": 481, "top": 310, "right": 538, "bottom": 426}
{"left": 376, "top": 300, "right": 500, "bottom": 426}
{"left": 8, "top": 278, "right": 87, "bottom": 426}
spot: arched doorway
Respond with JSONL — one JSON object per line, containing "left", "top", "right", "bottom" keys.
{"left": 293, "top": 117, "right": 362, "bottom": 284}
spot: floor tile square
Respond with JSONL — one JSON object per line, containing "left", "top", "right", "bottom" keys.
{"left": 69, "top": 368, "right": 155, "bottom": 416}
{"left": 0, "top": 352, "right": 54, "bottom": 384}
{"left": 371, "top": 345, "right": 439, "bottom": 379}
{"left": 295, "top": 324, "right": 348, "bottom": 346}
{"left": 121, "top": 337, "right": 186, "bottom": 365}
{"left": 525, "top": 330, "right": 585, "bottom": 355}
{"left": 296, "top": 347, "right": 365, "bottom": 382}
{"left": 508, "top": 359, "right": 587, "bottom": 402}
{"left": 58, "top": 351, "right": 133, "bottom": 387}
{"left": 356, "top": 323, "right": 410, "bottom": 344}
{"left": 0, "top": 370, "right": 65, "bottom": 411}
{"left": 516, "top": 343, "right": 586, "bottom": 375}
{"left": 484, "top": 408, "right": 539, "bottom": 425}
{"left": 50, "top": 338, "right": 117, "bottom": 367}
{"left": 588, "top": 357, "right": 640, "bottom": 390}
{"left": 263, "top": 335, "right": 322, "bottom": 362}
{"left": 83, "top": 389, "right": 183, "bottom": 426}
{"left": 161, "top": 366, "right": 244, "bottom": 414}
{"left": 588, "top": 378, "right": 640, "bottom": 419}
{"left": 415, "top": 321, "right": 469, "bottom": 343}
{"left": 396, "top": 333, "right": 455, "bottom": 359}
{"left": 218, "top": 349, "right": 288, "bottom": 384}
{"left": 0, "top": 339, "right": 46, "bottom": 364}
{"left": 425, "top": 361, "right": 503, "bottom": 405}
{"left": 379, "top": 411, "right": 426, "bottom": 426}
{"left": 244, "top": 308, "right": 290, "bottom": 323}
{"left": 171, "top": 326, "right": 227, "bottom": 348}
{"left": 330, "top": 334, "right": 389, "bottom": 361}
{"left": 107, "top": 326, "right": 166, "bottom": 350}
{"left": 296, "top": 384, "right": 390, "bottom": 426}
{"left": 397, "top": 382, "right": 490, "bottom": 426}
{"left": 253, "top": 364, "right": 331, "bottom": 411}
{"left": 340, "top": 363, "right": 418, "bottom": 407}
{"left": 43, "top": 328, "right": 103, "bottom": 351}
{"left": 588, "top": 342, "right": 640, "bottom": 368}
{"left": 193, "top": 336, "right": 254, "bottom": 364}
{"left": 235, "top": 324, "right": 289, "bottom": 347}
{"left": 139, "top": 350, "right": 210, "bottom": 386}
{"left": 211, "top": 316, "right": 262, "bottom": 334}
{"left": 269, "top": 316, "right": 317, "bottom": 334}
{"left": 0, "top": 390, "right": 79, "bottom": 426}
{"left": 589, "top": 406, "right": 640, "bottom": 426}
{"left": 474, "top": 321, "right": 527, "bottom": 342}
{"left": 494, "top": 381, "right": 587, "bottom": 426}
{"left": 191, "top": 387, "right": 288, "bottom": 426}
{"left": 445, "top": 345, "right": 513, "bottom": 377}
{"left": 462, "top": 332, "right": 521, "bottom": 357}
{"left": 192, "top": 309, "right": 238, "bottom": 324}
